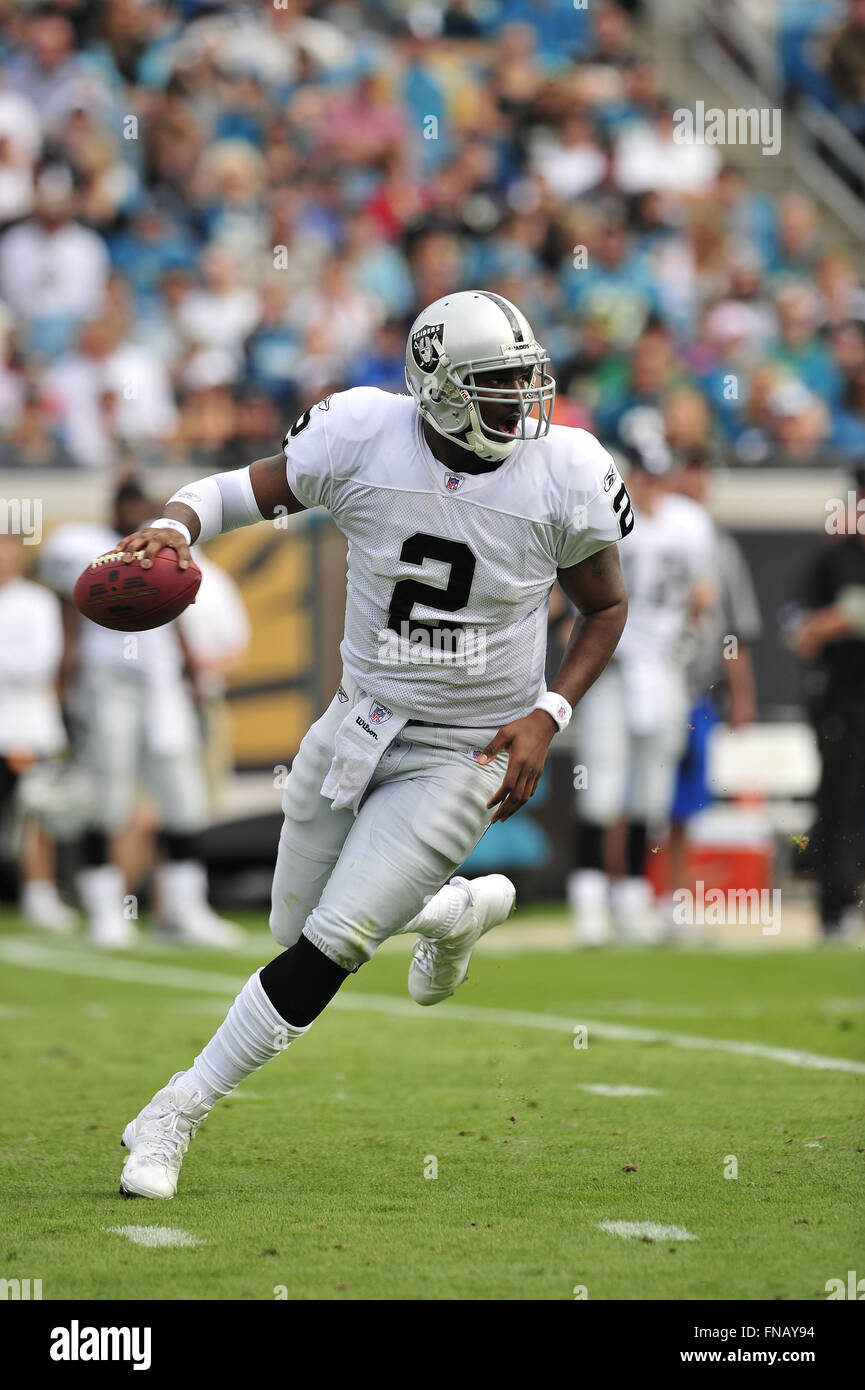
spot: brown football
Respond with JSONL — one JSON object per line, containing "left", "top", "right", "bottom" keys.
{"left": 73, "top": 547, "right": 201, "bottom": 632}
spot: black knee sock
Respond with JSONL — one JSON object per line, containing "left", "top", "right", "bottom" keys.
{"left": 259, "top": 934, "right": 350, "bottom": 1027}
{"left": 158, "top": 830, "right": 201, "bottom": 861}
{"left": 80, "top": 829, "right": 109, "bottom": 867}
{"left": 626, "top": 821, "right": 648, "bottom": 878}
{"left": 576, "top": 820, "right": 605, "bottom": 872}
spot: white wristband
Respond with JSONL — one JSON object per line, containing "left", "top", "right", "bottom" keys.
{"left": 152, "top": 518, "right": 192, "bottom": 546}
{"left": 532, "top": 690, "right": 572, "bottom": 733}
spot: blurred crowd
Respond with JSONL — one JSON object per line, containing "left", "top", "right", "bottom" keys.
{"left": 0, "top": 0, "right": 863, "bottom": 473}
{"left": 780, "top": 0, "right": 865, "bottom": 142}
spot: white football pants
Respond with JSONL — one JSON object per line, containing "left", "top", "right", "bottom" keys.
{"left": 574, "top": 659, "right": 688, "bottom": 828}
{"left": 73, "top": 665, "right": 207, "bottom": 834}
{"left": 270, "top": 682, "right": 507, "bottom": 971}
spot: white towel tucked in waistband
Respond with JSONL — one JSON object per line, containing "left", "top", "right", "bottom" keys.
{"left": 320, "top": 691, "right": 411, "bottom": 814}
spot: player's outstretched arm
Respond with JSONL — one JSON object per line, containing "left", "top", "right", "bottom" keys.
{"left": 478, "top": 544, "right": 628, "bottom": 823}
{"left": 119, "top": 453, "right": 306, "bottom": 569}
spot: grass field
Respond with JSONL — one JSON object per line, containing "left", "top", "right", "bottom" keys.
{"left": 0, "top": 907, "right": 863, "bottom": 1302}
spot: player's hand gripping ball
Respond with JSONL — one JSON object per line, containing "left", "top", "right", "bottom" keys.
{"left": 73, "top": 545, "right": 201, "bottom": 631}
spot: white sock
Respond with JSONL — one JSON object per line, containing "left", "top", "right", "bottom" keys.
{"left": 78, "top": 864, "right": 124, "bottom": 915}
{"left": 176, "top": 969, "right": 308, "bottom": 1106}
{"left": 567, "top": 868, "right": 608, "bottom": 910}
{"left": 405, "top": 880, "right": 472, "bottom": 939}
{"left": 23, "top": 879, "right": 70, "bottom": 912}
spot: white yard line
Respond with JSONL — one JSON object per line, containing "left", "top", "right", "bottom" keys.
{"left": 105, "top": 1225, "right": 203, "bottom": 1248}
{"left": 1, "top": 937, "right": 864, "bottom": 1076}
{"left": 598, "top": 1221, "right": 699, "bottom": 1242}
{"left": 577, "top": 1084, "right": 661, "bottom": 1097}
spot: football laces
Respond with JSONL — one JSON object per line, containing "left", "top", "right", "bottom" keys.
{"left": 90, "top": 549, "right": 145, "bottom": 568}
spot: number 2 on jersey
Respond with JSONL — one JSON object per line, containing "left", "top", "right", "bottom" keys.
{"left": 612, "top": 481, "right": 634, "bottom": 537}
{"left": 387, "top": 533, "right": 476, "bottom": 635}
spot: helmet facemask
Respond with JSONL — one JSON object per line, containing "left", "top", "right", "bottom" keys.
{"left": 413, "top": 338, "right": 556, "bottom": 464}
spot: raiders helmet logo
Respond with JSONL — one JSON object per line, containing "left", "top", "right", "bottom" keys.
{"left": 411, "top": 323, "right": 445, "bottom": 372}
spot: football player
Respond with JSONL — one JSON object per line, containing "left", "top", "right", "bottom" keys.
{"left": 568, "top": 438, "right": 718, "bottom": 945}
{"left": 41, "top": 481, "right": 244, "bottom": 949}
{"left": 114, "top": 291, "right": 633, "bottom": 1198}
{"left": 0, "top": 532, "right": 72, "bottom": 932}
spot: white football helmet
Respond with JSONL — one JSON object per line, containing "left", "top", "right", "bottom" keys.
{"left": 405, "top": 290, "right": 555, "bottom": 463}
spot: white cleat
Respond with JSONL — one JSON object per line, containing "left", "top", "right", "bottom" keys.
{"left": 157, "top": 904, "right": 246, "bottom": 950}
{"left": 408, "top": 874, "right": 516, "bottom": 1006}
{"left": 89, "top": 912, "right": 138, "bottom": 950}
{"left": 21, "top": 882, "right": 78, "bottom": 935}
{"left": 120, "top": 1073, "right": 211, "bottom": 1200}
{"left": 156, "top": 860, "right": 246, "bottom": 949}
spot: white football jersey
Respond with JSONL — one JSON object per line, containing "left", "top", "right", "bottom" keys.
{"left": 283, "top": 388, "right": 632, "bottom": 724}
{"left": 0, "top": 576, "right": 66, "bottom": 755}
{"left": 615, "top": 491, "right": 716, "bottom": 665}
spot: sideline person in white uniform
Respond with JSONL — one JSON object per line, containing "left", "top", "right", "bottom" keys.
{"left": 41, "top": 480, "right": 244, "bottom": 950}
{"left": 569, "top": 438, "right": 717, "bottom": 944}
{"left": 0, "top": 532, "right": 72, "bottom": 932}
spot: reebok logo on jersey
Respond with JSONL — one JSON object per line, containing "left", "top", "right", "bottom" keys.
{"left": 355, "top": 716, "right": 379, "bottom": 740}
{"left": 369, "top": 701, "right": 392, "bottom": 724}
{"left": 337, "top": 684, "right": 349, "bottom": 703}
{"left": 603, "top": 463, "right": 616, "bottom": 491}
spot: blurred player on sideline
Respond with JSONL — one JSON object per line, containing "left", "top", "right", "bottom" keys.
{"left": 786, "top": 465, "right": 865, "bottom": 941}
{"left": 0, "top": 533, "right": 74, "bottom": 932}
{"left": 664, "top": 448, "right": 761, "bottom": 933}
{"left": 569, "top": 438, "right": 718, "bottom": 945}
{"left": 41, "top": 480, "right": 244, "bottom": 950}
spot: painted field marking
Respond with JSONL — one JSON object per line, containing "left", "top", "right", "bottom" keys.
{"left": 598, "top": 1220, "right": 699, "bottom": 1242}
{"left": 105, "top": 1225, "right": 203, "bottom": 1248}
{"left": 1, "top": 937, "right": 864, "bottom": 1076}
{"left": 577, "top": 1084, "right": 660, "bottom": 1097}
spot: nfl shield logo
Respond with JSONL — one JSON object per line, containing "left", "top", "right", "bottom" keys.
{"left": 445, "top": 474, "right": 462, "bottom": 491}
{"left": 369, "top": 701, "right": 392, "bottom": 725}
